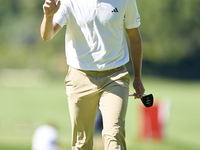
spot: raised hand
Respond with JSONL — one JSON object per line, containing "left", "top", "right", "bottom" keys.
{"left": 43, "top": 0, "right": 61, "bottom": 17}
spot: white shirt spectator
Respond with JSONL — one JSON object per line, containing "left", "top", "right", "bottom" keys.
{"left": 32, "top": 125, "right": 58, "bottom": 150}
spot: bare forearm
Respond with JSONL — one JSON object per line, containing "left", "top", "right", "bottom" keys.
{"left": 40, "top": 15, "right": 54, "bottom": 41}
{"left": 130, "top": 37, "right": 143, "bottom": 79}
{"left": 126, "top": 28, "right": 145, "bottom": 97}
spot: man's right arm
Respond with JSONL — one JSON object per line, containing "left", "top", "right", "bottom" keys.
{"left": 40, "top": 0, "right": 61, "bottom": 41}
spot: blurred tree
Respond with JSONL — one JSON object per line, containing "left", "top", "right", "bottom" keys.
{"left": 138, "top": 0, "right": 200, "bottom": 63}
{"left": 0, "top": 0, "right": 65, "bottom": 71}
{"left": 136, "top": 0, "right": 200, "bottom": 78}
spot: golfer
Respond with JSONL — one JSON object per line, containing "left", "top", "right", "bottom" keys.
{"left": 41, "top": 0, "right": 145, "bottom": 149}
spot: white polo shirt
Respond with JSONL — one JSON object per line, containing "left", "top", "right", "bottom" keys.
{"left": 54, "top": 0, "right": 141, "bottom": 70}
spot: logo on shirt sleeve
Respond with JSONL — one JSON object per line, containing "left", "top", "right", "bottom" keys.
{"left": 136, "top": 15, "right": 141, "bottom": 22}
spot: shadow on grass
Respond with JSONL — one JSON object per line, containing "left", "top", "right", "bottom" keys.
{"left": 164, "top": 138, "right": 200, "bottom": 150}
{"left": 1, "top": 139, "right": 200, "bottom": 150}
{"left": 127, "top": 139, "right": 200, "bottom": 150}
{"left": 0, "top": 144, "right": 30, "bottom": 150}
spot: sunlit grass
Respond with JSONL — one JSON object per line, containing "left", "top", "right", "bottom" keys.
{"left": 0, "top": 76, "right": 200, "bottom": 150}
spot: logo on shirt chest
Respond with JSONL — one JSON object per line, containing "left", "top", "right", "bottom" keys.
{"left": 95, "top": 4, "right": 123, "bottom": 26}
{"left": 112, "top": 7, "right": 118, "bottom": 13}
{"left": 75, "top": 3, "right": 123, "bottom": 27}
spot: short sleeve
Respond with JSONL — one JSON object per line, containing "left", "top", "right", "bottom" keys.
{"left": 124, "top": 0, "right": 141, "bottom": 29}
{"left": 53, "top": 0, "right": 69, "bottom": 27}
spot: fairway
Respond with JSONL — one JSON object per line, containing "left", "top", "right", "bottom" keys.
{"left": 0, "top": 76, "right": 200, "bottom": 150}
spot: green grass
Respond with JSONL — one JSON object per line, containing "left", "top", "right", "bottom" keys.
{"left": 0, "top": 76, "right": 200, "bottom": 150}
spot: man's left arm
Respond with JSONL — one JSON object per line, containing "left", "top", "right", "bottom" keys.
{"left": 126, "top": 27, "right": 145, "bottom": 98}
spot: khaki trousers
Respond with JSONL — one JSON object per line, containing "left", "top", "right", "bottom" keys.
{"left": 65, "top": 65, "right": 129, "bottom": 150}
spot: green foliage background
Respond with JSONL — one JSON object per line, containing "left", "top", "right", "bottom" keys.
{"left": 0, "top": 0, "right": 200, "bottom": 78}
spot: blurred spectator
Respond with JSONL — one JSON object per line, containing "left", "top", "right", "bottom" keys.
{"left": 94, "top": 108, "right": 104, "bottom": 150}
{"left": 32, "top": 123, "right": 63, "bottom": 150}
{"left": 95, "top": 108, "right": 103, "bottom": 135}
